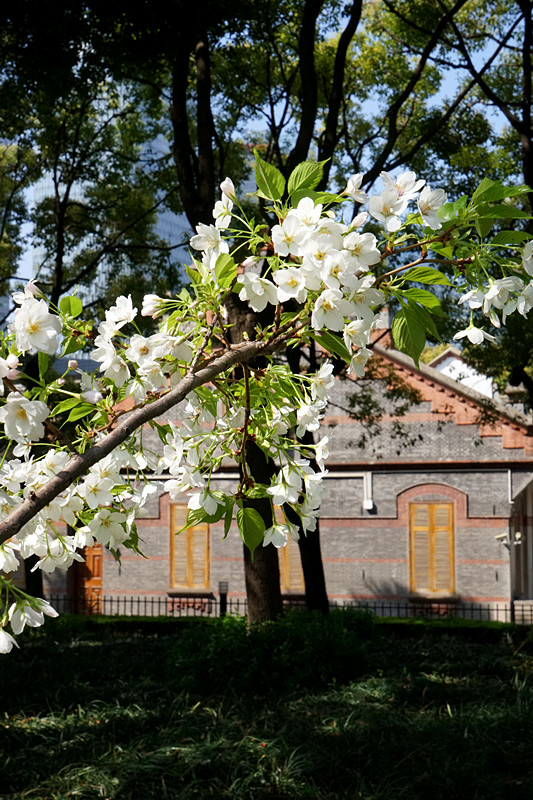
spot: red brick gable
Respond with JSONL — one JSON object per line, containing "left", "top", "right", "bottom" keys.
{"left": 373, "top": 344, "right": 533, "bottom": 456}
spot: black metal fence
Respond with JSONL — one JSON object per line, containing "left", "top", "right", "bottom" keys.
{"left": 44, "top": 593, "right": 533, "bottom": 623}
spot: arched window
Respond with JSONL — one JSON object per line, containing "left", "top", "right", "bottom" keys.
{"left": 409, "top": 502, "right": 455, "bottom": 596}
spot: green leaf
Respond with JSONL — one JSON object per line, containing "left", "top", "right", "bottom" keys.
{"left": 475, "top": 217, "right": 495, "bottom": 239}
{"left": 149, "top": 419, "right": 172, "bottom": 444}
{"left": 186, "top": 505, "right": 225, "bottom": 528}
{"left": 175, "top": 500, "right": 227, "bottom": 534}
{"left": 311, "top": 331, "right": 352, "bottom": 363}
{"left": 237, "top": 507, "right": 265, "bottom": 560}
{"left": 473, "top": 178, "right": 530, "bottom": 204}
{"left": 67, "top": 403, "right": 96, "bottom": 422}
{"left": 475, "top": 204, "right": 531, "bottom": 220}
{"left": 59, "top": 295, "right": 83, "bottom": 318}
{"left": 415, "top": 304, "right": 443, "bottom": 341}
{"left": 490, "top": 230, "right": 532, "bottom": 246}
{"left": 50, "top": 397, "right": 82, "bottom": 416}
{"left": 61, "top": 335, "right": 84, "bottom": 356}
{"left": 214, "top": 253, "right": 237, "bottom": 288}
{"left": 402, "top": 288, "right": 443, "bottom": 312}
{"left": 186, "top": 265, "right": 201, "bottom": 285}
{"left": 438, "top": 196, "right": 468, "bottom": 222}
{"left": 391, "top": 308, "right": 427, "bottom": 367}
{"left": 254, "top": 151, "right": 285, "bottom": 202}
{"left": 309, "top": 190, "right": 345, "bottom": 205}
{"left": 38, "top": 352, "right": 49, "bottom": 379}
{"left": 402, "top": 267, "right": 451, "bottom": 285}
{"left": 223, "top": 500, "right": 234, "bottom": 540}
{"left": 287, "top": 160, "right": 326, "bottom": 198}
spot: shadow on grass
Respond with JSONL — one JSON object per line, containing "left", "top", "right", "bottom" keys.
{"left": 2, "top": 611, "right": 533, "bottom": 799}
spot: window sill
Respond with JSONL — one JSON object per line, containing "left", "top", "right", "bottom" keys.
{"left": 408, "top": 593, "right": 459, "bottom": 603}
{"left": 167, "top": 591, "right": 215, "bottom": 599}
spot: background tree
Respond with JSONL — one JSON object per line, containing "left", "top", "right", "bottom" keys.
{"left": 1, "top": 0, "right": 529, "bottom": 619}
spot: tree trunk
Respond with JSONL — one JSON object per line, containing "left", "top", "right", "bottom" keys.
{"left": 242, "top": 442, "right": 283, "bottom": 622}
{"left": 225, "top": 292, "right": 284, "bottom": 621}
{"left": 24, "top": 556, "right": 43, "bottom": 598}
{"left": 243, "top": 542, "right": 283, "bottom": 622}
{"left": 282, "top": 483, "right": 329, "bottom": 614}
{"left": 285, "top": 344, "right": 330, "bottom": 613}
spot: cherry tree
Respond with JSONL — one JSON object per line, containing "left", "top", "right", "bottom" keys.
{"left": 0, "top": 154, "right": 531, "bottom": 651}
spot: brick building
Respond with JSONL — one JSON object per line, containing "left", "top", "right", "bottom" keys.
{"left": 44, "top": 344, "right": 533, "bottom": 620}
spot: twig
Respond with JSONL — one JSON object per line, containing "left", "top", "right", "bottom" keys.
{"left": 188, "top": 318, "right": 218, "bottom": 374}
{"left": 238, "top": 365, "right": 252, "bottom": 490}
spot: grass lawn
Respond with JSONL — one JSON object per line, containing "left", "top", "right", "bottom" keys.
{"left": 1, "top": 611, "right": 533, "bottom": 799}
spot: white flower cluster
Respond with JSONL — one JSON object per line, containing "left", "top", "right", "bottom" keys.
{"left": 90, "top": 294, "right": 193, "bottom": 400}
{"left": 0, "top": 445, "right": 155, "bottom": 588}
{"left": 161, "top": 365, "right": 334, "bottom": 541}
{"left": 455, "top": 243, "right": 533, "bottom": 343}
{"left": 191, "top": 171, "right": 446, "bottom": 379}
{"left": 0, "top": 597, "right": 59, "bottom": 653}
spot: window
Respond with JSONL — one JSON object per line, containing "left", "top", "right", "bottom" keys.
{"left": 170, "top": 504, "right": 210, "bottom": 590}
{"left": 274, "top": 506, "right": 305, "bottom": 593}
{"left": 409, "top": 503, "right": 455, "bottom": 596}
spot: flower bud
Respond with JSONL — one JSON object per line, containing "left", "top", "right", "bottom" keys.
{"left": 81, "top": 390, "right": 103, "bottom": 404}
{"left": 141, "top": 294, "right": 163, "bottom": 318}
{"left": 220, "top": 177, "right": 236, "bottom": 200}
{"left": 68, "top": 359, "right": 79, "bottom": 371}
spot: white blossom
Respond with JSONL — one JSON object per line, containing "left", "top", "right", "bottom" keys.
{"left": 10, "top": 298, "right": 62, "bottom": 355}
{"left": 310, "top": 363, "right": 335, "bottom": 401}
{"left": 453, "top": 325, "right": 496, "bottom": 345}
{"left": 311, "top": 289, "right": 354, "bottom": 331}
{"left": 381, "top": 170, "right": 425, "bottom": 203}
{"left": 368, "top": 189, "right": 406, "bottom": 232}
{"left": 344, "top": 173, "right": 368, "bottom": 204}
{"left": 0, "top": 629, "right": 19, "bottom": 654}
{"left": 9, "top": 599, "right": 58, "bottom": 635}
{"left": 417, "top": 186, "right": 447, "bottom": 229}
{"left": 238, "top": 273, "right": 278, "bottom": 312}
{"left": 220, "top": 177, "right": 236, "bottom": 201}
{"left": 141, "top": 294, "right": 165, "bottom": 318}
{"left": 349, "top": 347, "right": 373, "bottom": 377}
{"left": 0, "top": 394, "right": 49, "bottom": 443}
{"left": 287, "top": 197, "right": 322, "bottom": 227}
{"left": 522, "top": 241, "right": 533, "bottom": 276}
{"left": 271, "top": 215, "right": 309, "bottom": 257}
{"left": 105, "top": 295, "right": 137, "bottom": 328}
{"left": 273, "top": 267, "right": 307, "bottom": 303}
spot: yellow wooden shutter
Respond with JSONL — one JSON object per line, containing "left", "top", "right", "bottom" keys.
{"left": 273, "top": 505, "right": 305, "bottom": 593}
{"left": 409, "top": 503, "right": 454, "bottom": 595}
{"left": 189, "top": 522, "right": 210, "bottom": 588}
{"left": 170, "top": 504, "right": 210, "bottom": 589}
{"left": 410, "top": 505, "right": 431, "bottom": 592}
{"left": 281, "top": 537, "right": 305, "bottom": 593}
{"left": 433, "top": 504, "right": 454, "bottom": 593}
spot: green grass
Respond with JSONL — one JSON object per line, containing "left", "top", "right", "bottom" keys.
{"left": 2, "top": 611, "right": 533, "bottom": 799}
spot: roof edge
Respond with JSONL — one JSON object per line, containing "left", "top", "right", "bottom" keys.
{"left": 372, "top": 343, "right": 533, "bottom": 433}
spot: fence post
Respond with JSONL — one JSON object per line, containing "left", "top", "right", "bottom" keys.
{"left": 219, "top": 581, "right": 228, "bottom": 617}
